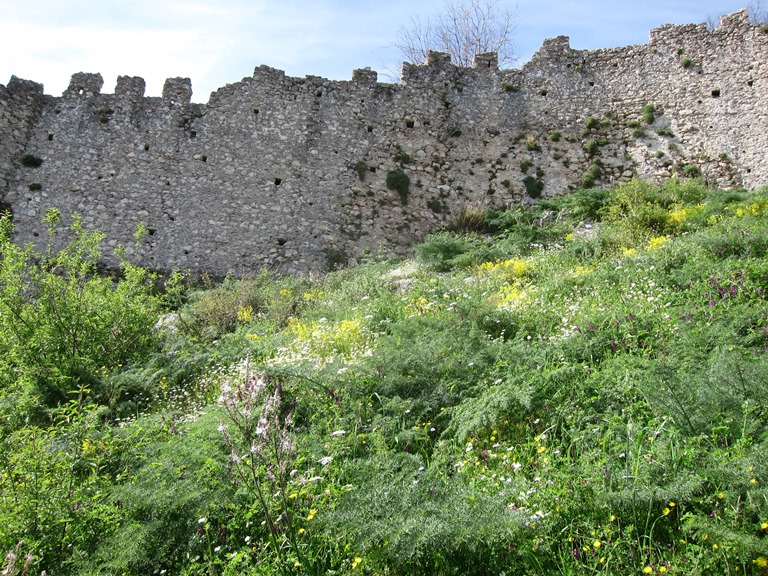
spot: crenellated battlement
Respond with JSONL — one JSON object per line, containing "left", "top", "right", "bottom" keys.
{"left": 1, "top": 9, "right": 766, "bottom": 275}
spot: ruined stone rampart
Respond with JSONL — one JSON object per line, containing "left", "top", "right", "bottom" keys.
{"left": 1, "top": 10, "right": 766, "bottom": 274}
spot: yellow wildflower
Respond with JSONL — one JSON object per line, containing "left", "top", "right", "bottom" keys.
{"left": 306, "top": 509, "right": 317, "bottom": 521}
{"left": 753, "top": 556, "right": 767, "bottom": 568}
{"left": 663, "top": 508, "right": 671, "bottom": 516}
{"left": 659, "top": 567, "right": 668, "bottom": 574}
{"left": 648, "top": 235, "right": 669, "bottom": 251}
{"left": 761, "top": 522, "right": 768, "bottom": 530}
{"left": 351, "top": 557, "right": 363, "bottom": 569}
{"left": 643, "top": 567, "right": 653, "bottom": 574}
{"left": 621, "top": 247, "right": 637, "bottom": 258}
{"left": 593, "top": 540, "right": 602, "bottom": 549}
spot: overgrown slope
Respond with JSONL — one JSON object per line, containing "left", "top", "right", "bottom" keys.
{"left": 1, "top": 179, "right": 767, "bottom": 575}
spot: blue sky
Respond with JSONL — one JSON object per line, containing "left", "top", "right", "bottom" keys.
{"left": 0, "top": 1, "right": 752, "bottom": 102}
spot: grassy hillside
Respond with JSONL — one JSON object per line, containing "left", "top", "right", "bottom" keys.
{"left": 1, "top": 179, "right": 767, "bottom": 575}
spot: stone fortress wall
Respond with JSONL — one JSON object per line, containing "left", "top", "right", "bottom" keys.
{"left": 1, "top": 10, "right": 766, "bottom": 275}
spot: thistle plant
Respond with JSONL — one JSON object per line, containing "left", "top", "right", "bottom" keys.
{"left": 219, "top": 361, "right": 314, "bottom": 574}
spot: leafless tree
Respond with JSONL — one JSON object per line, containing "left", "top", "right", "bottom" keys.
{"left": 396, "top": 0, "right": 517, "bottom": 68}
{"left": 705, "top": 0, "right": 767, "bottom": 29}
{"left": 748, "top": 0, "right": 768, "bottom": 23}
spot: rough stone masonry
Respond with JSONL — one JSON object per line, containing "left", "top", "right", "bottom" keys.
{"left": 1, "top": 10, "right": 766, "bottom": 275}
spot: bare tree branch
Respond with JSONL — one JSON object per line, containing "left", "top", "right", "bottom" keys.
{"left": 749, "top": 0, "right": 768, "bottom": 23}
{"left": 396, "top": 0, "right": 517, "bottom": 68}
{"left": 705, "top": 1, "right": 768, "bottom": 28}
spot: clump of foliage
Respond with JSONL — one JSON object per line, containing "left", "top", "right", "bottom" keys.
{"left": 20, "top": 154, "right": 43, "bottom": 168}
{"left": 386, "top": 169, "right": 410, "bottom": 204}
{"left": 642, "top": 103, "right": 657, "bottom": 124}
{"left": 681, "top": 162, "right": 702, "bottom": 178}
{"left": 427, "top": 198, "right": 443, "bottom": 213}
{"left": 523, "top": 175, "right": 544, "bottom": 198}
{"left": 581, "top": 160, "right": 603, "bottom": 188}
{"left": 393, "top": 145, "right": 412, "bottom": 166}
{"left": 0, "top": 210, "right": 164, "bottom": 425}
{"left": 352, "top": 160, "right": 367, "bottom": 181}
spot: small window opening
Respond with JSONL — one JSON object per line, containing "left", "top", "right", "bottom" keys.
{"left": 274, "top": 178, "right": 282, "bottom": 185}
{"left": 711, "top": 89, "right": 721, "bottom": 98}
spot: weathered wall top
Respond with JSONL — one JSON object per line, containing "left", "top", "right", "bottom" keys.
{"left": 1, "top": 9, "right": 766, "bottom": 275}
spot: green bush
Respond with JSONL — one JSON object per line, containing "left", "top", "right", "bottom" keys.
{"left": 681, "top": 163, "right": 702, "bottom": 178}
{"left": 393, "top": 145, "right": 412, "bottom": 166}
{"left": 386, "top": 169, "right": 410, "bottom": 204}
{"left": 413, "top": 232, "right": 498, "bottom": 272}
{"left": 352, "top": 160, "right": 367, "bottom": 181}
{"left": 523, "top": 175, "right": 544, "bottom": 198}
{"left": 581, "top": 161, "right": 603, "bottom": 188}
{"left": 426, "top": 198, "right": 443, "bottom": 213}
{"left": 642, "top": 103, "right": 656, "bottom": 124}
{"left": 584, "top": 138, "right": 600, "bottom": 156}
{"left": 0, "top": 211, "right": 163, "bottom": 424}
{"left": 20, "top": 154, "right": 43, "bottom": 168}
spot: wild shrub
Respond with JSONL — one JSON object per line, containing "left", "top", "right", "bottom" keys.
{"left": 181, "top": 271, "right": 307, "bottom": 340}
{"left": 413, "top": 231, "right": 500, "bottom": 271}
{"left": 523, "top": 175, "right": 544, "bottom": 198}
{"left": 0, "top": 400, "right": 123, "bottom": 573}
{"left": 85, "top": 410, "right": 236, "bottom": 574}
{"left": 324, "top": 453, "right": 525, "bottom": 576}
{"left": 642, "top": 103, "right": 657, "bottom": 124}
{"left": 386, "top": 169, "right": 410, "bottom": 203}
{"left": 20, "top": 154, "right": 43, "bottom": 167}
{"left": 0, "top": 211, "right": 162, "bottom": 424}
